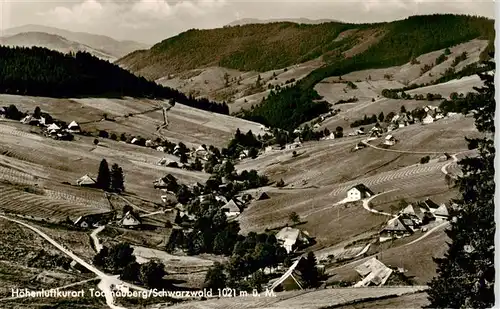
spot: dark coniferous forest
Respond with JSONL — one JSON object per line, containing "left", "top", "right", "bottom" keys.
{"left": 0, "top": 46, "right": 229, "bottom": 115}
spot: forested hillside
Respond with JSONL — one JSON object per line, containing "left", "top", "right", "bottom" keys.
{"left": 242, "top": 15, "right": 494, "bottom": 130}
{"left": 0, "top": 46, "right": 229, "bottom": 114}
{"left": 117, "top": 22, "right": 360, "bottom": 79}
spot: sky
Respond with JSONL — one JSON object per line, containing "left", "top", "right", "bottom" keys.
{"left": 0, "top": 0, "right": 495, "bottom": 44}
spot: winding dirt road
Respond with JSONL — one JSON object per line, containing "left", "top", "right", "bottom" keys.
{"left": 0, "top": 215, "right": 147, "bottom": 309}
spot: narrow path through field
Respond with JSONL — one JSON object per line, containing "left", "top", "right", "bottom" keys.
{"left": 362, "top": 190, "right": 398, "bottom": 217}
{"left": 91, "top": 225, "right": 105, "bottom": 252}
{"left": 361, "top": 139, "right": 446, "bottom": 155}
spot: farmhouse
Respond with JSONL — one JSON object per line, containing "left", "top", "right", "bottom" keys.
{"left": 120, "top": 211, "right": 142, "bottom": 228}
{"left": 76, "top": 174, "right": 96, "bottom": 187}
{"left": 384, "top": 135, "right": 396, "bottom": 146}
{"left": 346, "top": 184, "right": 374, "bottom": 202}
{"left": 74, "top": 212, "right": 113, "bottom": 229}
{"left": 67, "top": 121, "right": 81, "bottom": 133}
{"left": 275, "top": 227, "right": 310, "bottom": 253}
{"left": 353, "top": 257, "right": 393, "bottom": 287}
{"left": 221, "top": 200, "right": 241, "bottom": 218}
{"left": 400, "top": 203, "right": 435, "bottom": 225}
{"left": 379, "top": 216, "right": 413, "bottom": 242}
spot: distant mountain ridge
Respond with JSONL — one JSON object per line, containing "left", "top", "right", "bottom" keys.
{"left": 2, "top": 24, "right": 149, "bottom": 60}
{"left": 117, "top": 14, "right": 494, "bottom": 82}
{"left": 226, "top": 18, "right": 340, "bottom": 26}
{"left": 0, "top": 32, "right": 115, "bottom": 61}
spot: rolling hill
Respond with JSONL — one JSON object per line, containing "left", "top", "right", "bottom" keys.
{"left": 0, "top": 45, "right": 229, "bottom": 114}
{"left": 226, "top": 17, "right": 339, "bottom": 26}
{"left": 0, "top": 32, "right": 115, "bottom": 61}
{"left": 118, "top": 14, "right": 493, "bottom": 81}
{"left": 3, "top": 24, "right": 149, "bottom": 60}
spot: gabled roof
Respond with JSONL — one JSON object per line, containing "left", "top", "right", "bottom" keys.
{"left": 257, "top": 192, "right": 270, "bottom": 200}
{"left": 276, "top": 227, "right": 308, "bottom": 246}
{"left": 47, "top": 123, "right": 60, "bottom": 131}
{"left": 385, "top": 135, "right": 394, "bottom": 140}
{"left": 354, "top": 257, "right": 393, "bottom": 287}
{"left": 120, "top": 211, "right": 141, "bottom": 225}
{"left": 77, "top": 174, "right": 96, "bottom": 186}
{"left": 383, "top": 216, "right": 412, "bottom": 233}
{"left": 422, "top": 198, "right": 440, "bottom": 209}
{"left": 433, "top": 204, "right": 449, "bottom": 217}
{"left": 68, "top": 121, "right": 79, "bottom": 128}
{"left": 222, "top": 200, "right": 240, "bottom": 213}
{"left": 401, "top": 204, "right": 425, "bottom": 220}
{"left": 349, "top": 184, "right": 375, "bottom": 195}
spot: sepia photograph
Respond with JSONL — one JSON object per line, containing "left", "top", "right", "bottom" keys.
{"left": 0, "top": 0, "right": 495, "bottom": 308}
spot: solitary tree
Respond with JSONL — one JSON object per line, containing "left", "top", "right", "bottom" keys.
{"left": 400, "top": 105, "right": 407, "bottom": 114}
{"left": 110, "top": 163, "right": 125, "bottom": 193}
{"left": 204, "top": 262, "right": 227, "bottom": 291}
{"left": 96, "top": 159, "right": 111, "bottom": 190}
{"left": 289, "top": 212, "right": 300, "bottom": 225}
{"left": 426, "top": 68, "right": 495, "bottom": 308}
{"left": 139, "top": 261, "right": 166, "bottom": 288}
{"left": 378, "top": 111, "right": 385, "bottom": 122}
{"left": 297, "top": 252, "right": 320, "bottom": 288}
{"left": 33, "top": 106, "right": 41, "bottom": 119}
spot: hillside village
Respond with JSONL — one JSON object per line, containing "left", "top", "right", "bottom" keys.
{"left": 0, "top": 13, "right": 495, "bottom": 309}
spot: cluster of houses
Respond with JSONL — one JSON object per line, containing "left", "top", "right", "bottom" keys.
{"left": 379, "top": 199, "right": 451, "bottom": 242}
{"left": 72, "top": 210, "right": 144, "bottom": 230}
{"left": 15, "top": 110, "right": 81, "bottom": 140}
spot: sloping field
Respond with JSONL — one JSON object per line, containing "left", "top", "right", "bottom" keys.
{"left": 238, "top": 115, "right": 474, "bottom": 249}
{"left": 314, "top": 80, "right": 404, "bottom": 105}
{"left": 0, "top": 94, "right": 263, "bottom": 147}
{"left": 327, "top": 224, "right": 450, "bottom": 285}
{"left": 406, "top": 74, "right": 483, "bottom": 97}
{"left": 334, "top": 291, "right": 430, "bottom": 309}
{"left": 326, "top": 39, "right": 488, "bottom": 84}
{"left": 0, "top": 120, "right": 211, "bottom": 221}
{"left": 168, "top": 286, "right": 427, "bottom": 309}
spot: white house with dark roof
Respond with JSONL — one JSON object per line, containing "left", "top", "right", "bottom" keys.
{"left": 346, "top": 184, "right": 375, "bottom": 201}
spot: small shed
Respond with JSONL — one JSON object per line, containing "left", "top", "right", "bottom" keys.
{"left": 257, "top": 192, "right": 270, "bottom": 201}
